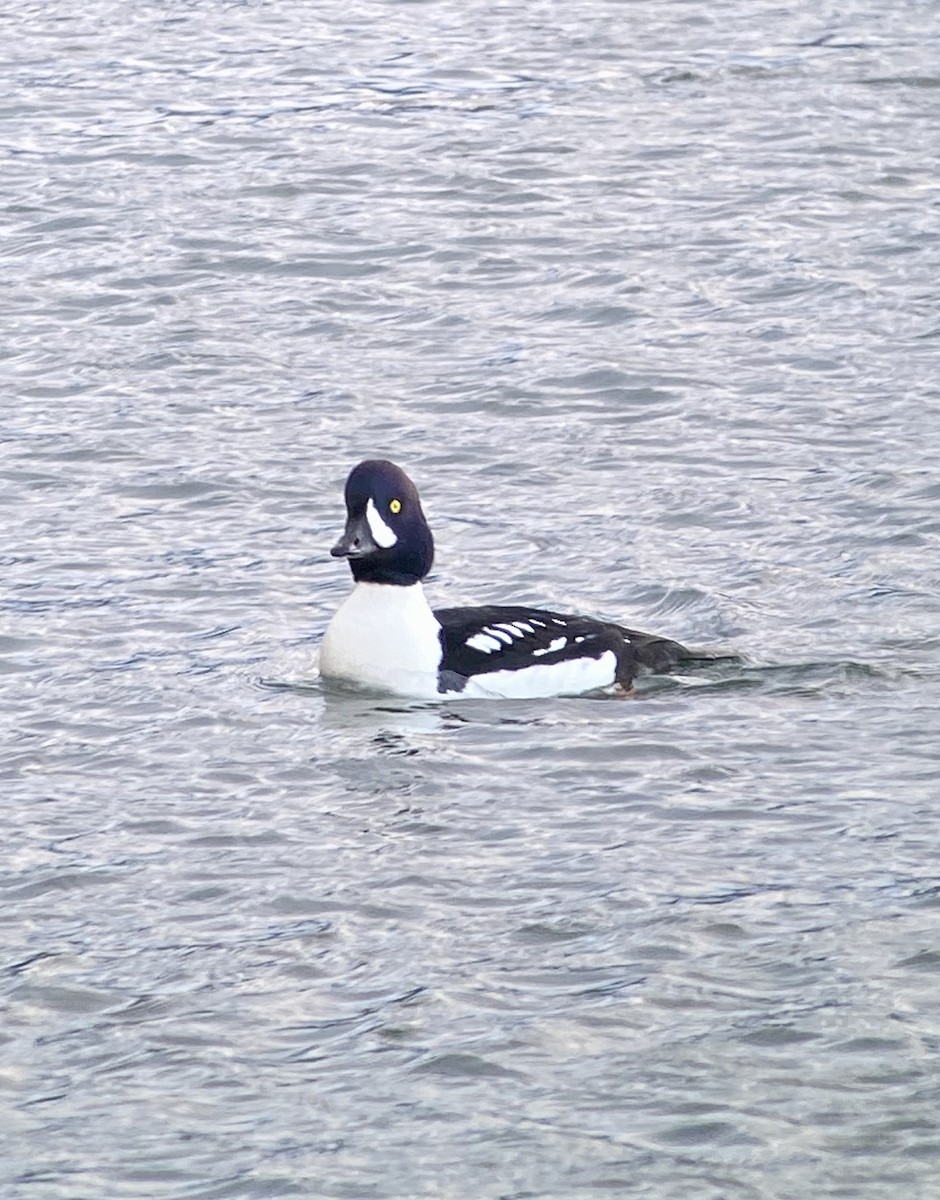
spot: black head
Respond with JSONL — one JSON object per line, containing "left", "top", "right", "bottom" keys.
{"left": 330, "top": 459, "right": 434, "bottom": 586}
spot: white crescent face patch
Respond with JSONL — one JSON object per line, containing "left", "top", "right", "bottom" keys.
{"left": 366, "top": 497, "right": 397, "bottom": 548}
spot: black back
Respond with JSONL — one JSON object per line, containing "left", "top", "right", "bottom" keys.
{"left": 434, "top": 604, "right": 692, "bottom": 689}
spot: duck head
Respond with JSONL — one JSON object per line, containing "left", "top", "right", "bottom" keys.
{"left": 330, "top": 459, "right": 434, "bottom": 586}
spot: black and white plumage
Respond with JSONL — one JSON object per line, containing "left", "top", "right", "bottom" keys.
{"left": 319, "top": 459, "right": 694, "bottom": 700}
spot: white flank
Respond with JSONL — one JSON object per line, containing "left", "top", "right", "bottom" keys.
{"left": 494, "top": 623, "right": 524, "bottom": 639}
{"left": 320, "top": 582, "right": 442, "bottom": 697}
{"left": 456, "top": 650, "right": 618, "bottom": 699}
{"left": 466, "top": 632, "right": 503, "bottom": 654}
{"left": 365, "top": 498, "right": 397, "bottom": 548}
{"left": 484, "top": 626, "right": 515, "bottom": 645}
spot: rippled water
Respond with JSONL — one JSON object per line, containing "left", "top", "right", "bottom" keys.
{"left": 3, "top": 1, "right": 940, "bottom": 1196}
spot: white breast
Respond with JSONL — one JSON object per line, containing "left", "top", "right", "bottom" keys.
{"left": 320, "top": 582, "right": 443, "bottom": 699}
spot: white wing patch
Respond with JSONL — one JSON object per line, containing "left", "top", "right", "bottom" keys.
{"left": 365, "top": 498, "right": 397, "bottom": 548}
{"left": 466, "top": 623, "right": 573, "bottom": 657}
{"left": 532, "top": 636, "right": 567, "bottom": 657}
{"left": 466, "top": 632, "right": 503, "bottom": 654}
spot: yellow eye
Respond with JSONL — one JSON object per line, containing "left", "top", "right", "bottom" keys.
{"left": 389, "top": 498, "right": 402, "bottom": 514}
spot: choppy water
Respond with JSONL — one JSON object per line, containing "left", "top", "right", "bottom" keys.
{"left": 3, "top": 1, "right": 940, "bottom": 1196}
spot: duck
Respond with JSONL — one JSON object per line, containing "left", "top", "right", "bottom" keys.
{"left": 319, "top": 459, "right": 696, "bottom": 700}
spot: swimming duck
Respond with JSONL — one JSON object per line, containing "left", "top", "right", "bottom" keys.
{"left": 320, "top": 459, "right": 694, "bottom": 699}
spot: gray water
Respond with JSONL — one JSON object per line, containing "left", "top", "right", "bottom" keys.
{"left": 3, "top": 1, "right": 940, "bottom": 1196}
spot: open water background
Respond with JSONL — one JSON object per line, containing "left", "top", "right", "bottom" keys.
{"left": 3, "top": 1, "right": 940, "bottom": 1197}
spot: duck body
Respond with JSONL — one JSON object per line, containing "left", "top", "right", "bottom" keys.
{"left": 320, "top": 460, "right": 693, "bottom": 700}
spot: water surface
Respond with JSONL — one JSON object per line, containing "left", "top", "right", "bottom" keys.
{"left": 3, "top": 1, "right": 940, "bottom": 1197}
